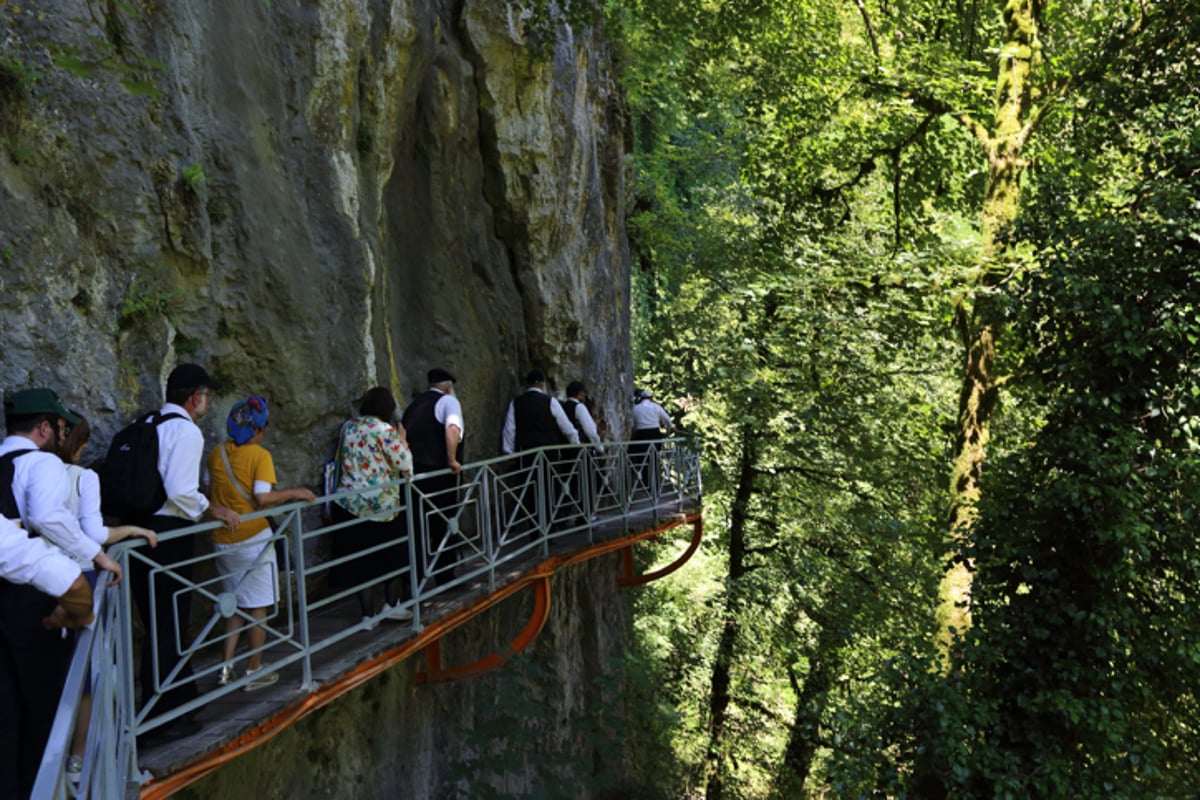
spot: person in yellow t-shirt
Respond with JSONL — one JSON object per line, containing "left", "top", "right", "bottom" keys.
{"left": 206, "top": 397, "right": 316, "bottom": 692}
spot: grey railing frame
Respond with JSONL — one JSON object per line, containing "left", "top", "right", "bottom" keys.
{"left": 33, "top": 436, "right": 701, "bottom": 800}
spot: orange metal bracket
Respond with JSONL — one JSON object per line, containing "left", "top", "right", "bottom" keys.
{"left": 140, "top": 512, "right": 703, "bottom": 798}
{"left": 618, "top": 515, "right": 704, "bottom": 586}
{"left": 414, "top": 574, "right": 552, "bottom": 684}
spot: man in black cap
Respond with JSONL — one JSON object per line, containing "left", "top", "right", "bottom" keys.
{"left": 0, "top": 387, "right": 116, "bottom": 797}
{"left": 128, "top": 364, "right": 240, "bottom": 739}
{"left": 401, "top": 368, "right": 465, "bottom": 588}
{"left": 501, "top": 370, "right": 580, "bottom": 535}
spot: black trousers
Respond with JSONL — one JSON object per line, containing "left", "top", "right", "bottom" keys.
{"left": 128, "top": 516, "right": 199, "bottom": 717}
{"left": 631, "top": 429, "right": 664, "bottom": 495}
{"left": 0, "top": 580, "right": 72, "bottom": 799}
{"left": 412, "top": 466, "right": 460, "bottom": 587}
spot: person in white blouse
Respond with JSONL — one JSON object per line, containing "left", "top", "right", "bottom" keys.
{"left": 0, "top": 387, "right": 111, "bottom": 798}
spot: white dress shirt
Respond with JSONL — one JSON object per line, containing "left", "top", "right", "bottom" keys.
{"left": 433, "top": 389, "right": 465, "bottom": 437}
{"left": 569, "top": 399, "right": 604, "bottom": 449}
{"left": 153, "top": 403, "right": 210, "bottom": 521}
{"left": 0, "top": 436, "right": 101, "bottom": 565}
{"left": 0, "top": 515, "right": 81, "bottom": 597}
{"left": 632, "top": 399, "right": 674, "bottom": 433}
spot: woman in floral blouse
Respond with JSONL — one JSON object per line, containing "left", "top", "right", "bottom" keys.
{"left": 329, "top": 387, "right": 414, "bottom": 624}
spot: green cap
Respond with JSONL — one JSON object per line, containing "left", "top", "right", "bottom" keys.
{"left": 3, "top": 388, "right": 83, "bottom": 425}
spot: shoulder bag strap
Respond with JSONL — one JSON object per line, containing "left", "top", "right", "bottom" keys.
{"left": 218, "top": 442, "right": 258, "bottom": 509}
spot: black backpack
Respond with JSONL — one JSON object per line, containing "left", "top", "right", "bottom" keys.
{"left": 0, "top": 449, "right": 33, "bottom": 520}
{"left": 99, "top": 411, "right": 184, "bottom": 522}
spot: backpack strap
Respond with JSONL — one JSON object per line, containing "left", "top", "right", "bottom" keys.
{"left": 0, "top": 449, "right": 35, "bottom": 521}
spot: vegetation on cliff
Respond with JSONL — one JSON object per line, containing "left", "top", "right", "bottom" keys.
{"left": 617, "top": 1, "right": 1200, "bottom": 797}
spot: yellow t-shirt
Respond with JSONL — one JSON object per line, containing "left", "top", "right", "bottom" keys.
{"left": 206, "top": 442, "right": 277, "bottom": 544}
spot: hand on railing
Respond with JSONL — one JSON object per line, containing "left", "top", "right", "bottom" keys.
{"left": 43, "top": 573, "right": 95, "bottom": 630}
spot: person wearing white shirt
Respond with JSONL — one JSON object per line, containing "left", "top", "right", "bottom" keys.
{"left": 401, "top": 368, "right": 467, "bottom": 588}
{"left": 631, "top": 388, "right": 675, "bottom": 495}
{"left": 501, "top": 370, "right": 580, "bottom": 455}
{"left": 0, "top": 387, "right": 107, "bottom": 798}
{"left": 501, "top": 370, "right": 580, "bottom": 535}
{"left": 127, "top": 364, "right": 240, "bottom": 741}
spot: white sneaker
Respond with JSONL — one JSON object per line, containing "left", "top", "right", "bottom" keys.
{"left": 381, "top": 602, "right": 413, "bottom": 622}
{"left": 218, "top": 663, "right": 235, "bottom": 686}
{"left": 65, "top": 754, "right": 82, "bottom": 787}
{"left": 243, "top": 667, "right": 279, "bottom": 692}
{"left": 361, "top": 615, "right": 379, "bottom": 631}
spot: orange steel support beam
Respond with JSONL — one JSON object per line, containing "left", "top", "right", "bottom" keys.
{"left": 619, "top": 515, "right": 704, "bottom": 586}
{"left": 415, "top": 574, "right": 551, "bottom": 684}
{"left": 140, "top": 511, "right": 702, "bottom": 799}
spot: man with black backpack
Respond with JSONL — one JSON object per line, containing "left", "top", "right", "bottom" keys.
{"left": 107, "top": 364, "right": 240, "bottom": 742}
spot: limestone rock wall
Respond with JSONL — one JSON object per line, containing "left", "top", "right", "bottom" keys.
{"left": 1, "top": 1, "right": 635, "bottom": 795}
{"left": 0, "top": 0, "right": 632, "bottom": 473}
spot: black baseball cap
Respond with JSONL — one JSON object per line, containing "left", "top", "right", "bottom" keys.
{"left": 427, "top": 368, "right": 456, "bottom": 384}
{"left": 166, "top": 364, "right": 223, "bottom": 393}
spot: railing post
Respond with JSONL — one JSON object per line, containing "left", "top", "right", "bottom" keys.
{"left": 291, "top": 509, "right": 315, "bottom": 691}
{"left": 406, "top": 479, "right": 421, "bottom": 630}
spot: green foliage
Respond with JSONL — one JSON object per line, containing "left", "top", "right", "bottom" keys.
{"left": 46, "top": 1, "right": 164, "bottom": 98}
{"left": 519, "top": 0, "right": 603, "bottom": 59}
{"left": 181, "top": 162, "right": 207, "bottom": 195}
{"left": 119, "top": 276, "right": 181, "bottom": 329}
{"left": 615, "top": 1, "right": 1200, "bottom": 797}
{"left": 0, "top": 56, "right": 39, "bottom": 106}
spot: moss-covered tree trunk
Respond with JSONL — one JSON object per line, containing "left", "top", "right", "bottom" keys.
{"left": 936, "top": 0, "right": 1040, "bottom": 659}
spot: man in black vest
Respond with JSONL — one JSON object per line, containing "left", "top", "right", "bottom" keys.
{"left": 562, "top": 381, "right": 604, "bottom": 523}
{"left": 400, "top": 368, "right": 464, "bottom": 589}
{"left": 501, "top": 370, "right": 580, "bottom": 536}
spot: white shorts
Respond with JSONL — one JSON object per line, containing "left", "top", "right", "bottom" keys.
{"left": 214, "top": 529, "right": 279, "bottom": 609}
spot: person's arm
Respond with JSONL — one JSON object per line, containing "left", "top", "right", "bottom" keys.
{"left": 22, "top": 454, "right": 121, "bottom": 583}
{"left": 42, "top": 574, "right": 94, "bottom": 631}
{"left": 657, "top": 403, "right": 674, "bottom": 433}
{"left": 255, "top": 483, "right": 318, "bottom": 507}
{"left": 444, "top": 424, "right": 463, "bottom": 473}
{"left": 22, "top": 454, "right": 101, "bottom": 565}
{"left": 501, "top": 402, "right": 517, "bottom": 454}
{"left": 438, "top": 396, "right": 464, "bottom": 473}
{"left": 381, "top": 425, "right": 413, "bottom": 477}
{"left": 550, "top": 399, "right": 581, "bottom": 444}
{"left": 575, "top": 404, "right": 602, "bottom": 447}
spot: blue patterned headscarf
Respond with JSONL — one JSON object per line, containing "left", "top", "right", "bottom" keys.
{"left": 227, "top": 396, "right": 269, "bottom": 445}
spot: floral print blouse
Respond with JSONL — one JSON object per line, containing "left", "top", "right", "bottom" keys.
{"left": 335, "top": 415, "right": 413, "bottom": 520}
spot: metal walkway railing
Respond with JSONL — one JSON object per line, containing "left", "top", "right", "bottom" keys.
{"left": 33, "top": 437, "right": 702, "bottom": 799}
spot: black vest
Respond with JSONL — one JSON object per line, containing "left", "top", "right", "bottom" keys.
{"left": 513, "top": 391, "right": 567, "bottom": 451}
{"left": 562, "top": 398, "right": 584, "bottom": 436}
{"left": 401, "top": 389, "right": 461, "bottom": 469}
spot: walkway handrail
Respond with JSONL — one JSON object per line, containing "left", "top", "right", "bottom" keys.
{"left": 33, "top": 436, "right": 702, "bottom": 799}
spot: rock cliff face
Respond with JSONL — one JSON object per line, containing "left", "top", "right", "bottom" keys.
{"left": 0, "top": 0, "right": 631, "bottom": 467}
{"left": 2, "top": 1, "right": 634, "bottom": 796}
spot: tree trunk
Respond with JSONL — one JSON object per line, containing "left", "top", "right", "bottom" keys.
{"left": 935, "top": 0, "right": 1039, "bottom": 661}
{"left": 777, "top": 615, "right": 848, "bottom": 795}
{"left": 703, "top": 430, "right": 756, "bottom": 800}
